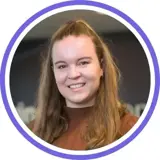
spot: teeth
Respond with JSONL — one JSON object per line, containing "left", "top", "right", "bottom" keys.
{"left": 69, "top": 83, "right": 85, "bottom": 89}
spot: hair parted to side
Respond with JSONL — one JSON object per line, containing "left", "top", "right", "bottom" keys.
{"left": 32, "top": 19, "right": 126, "bottom": 149}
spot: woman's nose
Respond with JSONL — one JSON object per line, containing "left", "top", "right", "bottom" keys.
{"left": 67, "top": 66, "right": 81, "bottom": 79}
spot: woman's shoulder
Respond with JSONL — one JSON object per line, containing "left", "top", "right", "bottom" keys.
{"left": 119, "top": 112, "right": 139, "bottom": 136}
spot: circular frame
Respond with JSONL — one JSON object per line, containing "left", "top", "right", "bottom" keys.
{"left": 0, "top": 1, "right": 159, "bottom": 159}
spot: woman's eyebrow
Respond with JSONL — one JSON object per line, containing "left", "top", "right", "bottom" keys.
{"left": 54, "top": 57, "right": 92, "bottom": 65}
{"left": 78, "top": 57, "right": 92, "bottom": 61}
{"left": 54, "top": 61, "right": 66, "bottom": 65}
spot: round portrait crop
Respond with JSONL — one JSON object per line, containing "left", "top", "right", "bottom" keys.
{"left": 1, "top": 1, "right": 159, "bottom": 160}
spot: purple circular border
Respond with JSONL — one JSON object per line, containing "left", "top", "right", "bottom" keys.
{"left": 0, "top": 1, "right": 159, "bottom": 159}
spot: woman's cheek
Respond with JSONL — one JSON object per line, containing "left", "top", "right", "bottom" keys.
{"left": 54, "top": 71, "right": 67, "bottom": 84}
{"left": 82, "top": 67, "right": 98, "bottom": 79}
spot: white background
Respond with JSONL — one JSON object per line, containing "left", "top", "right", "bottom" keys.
{"left": 0, "top": 0, "right": 160, "bottom": 159}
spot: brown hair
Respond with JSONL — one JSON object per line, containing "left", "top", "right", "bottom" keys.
{"left": 32, "top": 19, "right": 126, "bottom": 149}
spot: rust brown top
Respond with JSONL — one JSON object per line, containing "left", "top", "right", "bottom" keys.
{"left": 27, "top": 107, "right": 138, "bottom": 150}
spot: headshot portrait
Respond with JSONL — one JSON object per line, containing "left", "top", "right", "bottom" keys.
{"left": 10, "top": 10, "right": 150, "bottom": 150}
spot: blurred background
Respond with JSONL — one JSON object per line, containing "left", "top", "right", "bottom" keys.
{"left": 10, "top": 10, "right": 150, "bottom": 124}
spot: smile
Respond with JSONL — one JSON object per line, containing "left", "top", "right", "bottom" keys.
{"left": 68, "top": 83, "right": 86, "bottom": 89}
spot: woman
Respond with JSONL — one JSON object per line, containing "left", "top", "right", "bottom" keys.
{"left": 28, "top": 19, "right": 138, "bottom": 150}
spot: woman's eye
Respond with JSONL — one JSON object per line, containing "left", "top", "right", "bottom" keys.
{"left": 58, "top": 65, "right": 66, "bottom": 69}
{"left": 79, "top": 61, "right": 89, "bottom": 66}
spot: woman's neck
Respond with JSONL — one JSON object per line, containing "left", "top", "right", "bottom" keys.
{"left": 65, "top": 98, "right": 95, "bottom": 109}
{"left": 64, "top": 106, "right": 93, "bottom": 121}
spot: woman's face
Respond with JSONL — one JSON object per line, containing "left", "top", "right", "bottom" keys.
{"left": 52, "top": 35, "right": 103, "bottom": 108}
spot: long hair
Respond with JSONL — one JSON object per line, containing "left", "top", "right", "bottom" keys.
{"left": 33, "top": 19, "right": 126, "bottom": 149}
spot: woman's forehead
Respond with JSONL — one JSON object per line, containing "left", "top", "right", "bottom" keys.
{"left": 52, "top": 35, "right": 97, "bottom": 61}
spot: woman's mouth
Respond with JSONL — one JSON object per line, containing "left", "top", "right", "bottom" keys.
{"left": 68, "top": 83, "right": 86, "bottom": 90}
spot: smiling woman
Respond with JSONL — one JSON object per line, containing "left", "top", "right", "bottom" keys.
{"left": 28, "top": 19, "right": 138, "bottom": 150}
{"left": 52, "top": 35, "right": 103, "bottom": 108}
